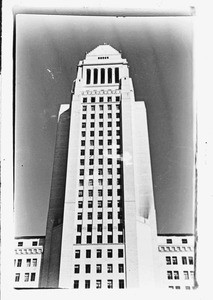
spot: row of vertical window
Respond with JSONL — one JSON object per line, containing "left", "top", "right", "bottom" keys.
{"left": 166, "top": 256, "right": 193, "bottom": 265}
{"left": 78, "top": 190, "right": 121, "bottom": 197}
{"left": 74, "top": 263, "right": 124, "bottom": 274}
{"left": 166, "top": 238, "right": 188, "bottom": 244}
{"left": 75, "top": 248, "right": 123, "bottom": 259}
{"left": 168, "top": 286, "right": 192, "bottom": 290}
{"left": 73, "top": 279, "right": 124, "bottom": 289}
{"left": 167, "top": 271, "right": 194, "bottom": 280}
{"left": 76, "top": 223, "right": 123, "bottom": 233}
{"left": 82, "top": 96, "right": 120, "bottom": 103}
{"left": 77, "top": 212, "right": 122, "bottom": 220}
{"left": 75, "top": 235, "right": 123, "bottom": 244}
{"left": 82, "top": 113, "right": 120, "bottom": 119}
{"left": 82, "top": 121, "right": 120, "bottom": 128}
{"left": 15, "top": 273, "right": 36, "bottom": 282}
{"left": 81, "top": 130, "right": 121, "bottom": 137}
{"left": 82, "top": 104, "right": 120, "bottom": 111}
{"left": 79, "top": 168, "right": 121, "bottom": 176}
{"left": 81, "top": 140, "right": 121, "bottom": 147}
{"left": 17, "top": 241, "right": 38, "bottom": 247}
{"left": 78, "top": 200, "right": 122, "bottom": 208}
{"left": 80, "top": 158, "right": 121, "bottom": 166}
{"left": 80, "top": 148, "right": 121, "bottom": 156}
{"left": 14, "top": 258, "right": 37, "bottom": 267}
{"left": 86, "top": 68, "right": 119, "bottom": 85}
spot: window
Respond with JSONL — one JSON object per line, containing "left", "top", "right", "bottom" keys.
{"left": 31, "top": 273, "right": 36, "bottom": 282}
{"left": 86, "top": 69, "right": 91, "bottom": 84}
{"left": 75, "top": 250, "right": 80, "bottom": 258}
{"left": 108, "top": 104, "right": 112, "bottom": 110}
{"left": 88, "top": 179, "right": 93, "bottom": 186}
{"left": 108, "top": 179, "right": 112, "bottom": 185}
{"left": 99, "top": 159, "right": 103, "bottom": 165}
{"left": 99, "top": 113, "right": 103, "bottom": 119}
{"left": 117, "top": 178, "right": 121, "bottom": 185}
{"left": 90, "top": 122, "right": 95, "bottom": 128}
{"left": 88, "top": 212, "right": 92, "bottom": 219}
{"left": 99, "top": 140, "right": 103, "bottom": 146}
{"left": 32, "top": 259, "right": 37, "bottom": 267}
{"left": 79, "top": 179, "right": 84, "bottom": 186}
{"left": 89, "top": 169, "right": 93, "bottom": 175}
{"left": 118, "top": 235, "right": 123, "bottom": 243}
{"left": 24, "top": 273, "right": 30, "bottom": 282}
{"left": 108, "top": 149, "right": 112, "bottom": 155}
{"left": 174, "top": 271, "right": 179, "bottom": 280}
{"left": 108, "top": 168, "right": 112, "bottom": 175}
{"left": 97, "top": 235, "right": 102, "bottom": 243}
{"left": 115, "top": 67, "right": 119, "bottom": 83}
{"left": 18, "top": 241, "right": 23, "bottom": 247}
{"left": 91, "top": 105, "right": 95, "bottom": 111}
{"left": 96, "top": 264, "right": 102, "bottom": 273}
{"left": 86, "top": 249, "right": 91, "bottom": 258}
{"left": 85, "top": 280, "right": 90, "bottom": 289}
{"left": 118, "top": 249, "right": 123, "bottom": 258}
{"left": 87, "top": 236, "right": 92, "bottom": 244}
{"left": 82, "top": 106, "right": 87, "bottom": 111}
{"left": 26, "top": 259, "right": 31, "bottom": 267}
{"left": 15, "top": 273, "right": 20, "bottom": 282}
{"left": 119, "top": 279, "right": 124, "bottom": 289}
{"left": 90, "top": 149, "right": 94, "bottom": 156}
{"left": 172, "top": 256, "right": 178, "bottom": 265}
{"left": 99, "top": 131, "right": 103, "bottom": 136}
{"left": 116, "top": 113, "right": 120, "bottom": 118}
{"left": 116, "top": 139, "right": 120, "bottom": 145}
{"left": 108, "top": 121, "right": 112, "bottom": 127}
{"left": 182, "top": 256, "right": 187, "bottom": 265}
{"left": 88, "top": 201, "right": 93, "bottom": 208}
{"left": 97, "top": 249, "right": 102, "bottom": 258}
{"left": 98, "top": 169, "right": 103, "bottom": 175}
{"left": 107, "top": 249, "right": 113, "bottom": 258}
{"left": 80, "top": 159, "right": 84, "bottom": 166}
{"left": 91, "top": 97, "right": 95, "bottom": 103}
{"left": 99, "top": 97, "right": 104, "bottom": 102}
{"left": 117, "top": 200, "right": 121, "bottom": 207}
{"left": 108, "top": 96, "right": 112, "bottom": 102}
{"left": 108, "top": 113, "right": 112, "bottom": 119}
{"left": 83, "top": 97, "right": 87, "bottom": 103}
{"left": 82, "top": 122, "right": 86, "bottom": 128}
{"left": 107, "top": 279, "right": 113, "bottom": 289}
{"left": 117, "top": 168, "right": 121, "bottom": 174}
{"left": 97, "top": 224, "right": 102, "bottom": 232}
{"left": 99, "top": 149, "right": 103, "bottom": 155}
{"left": 98, "top": 201, "right": 102, "bottom": 208}
{"left": 77, "top": 213, "right": 82, "bottom": 220}
{"left": 188, "top": 256, "right": 193, "bottom": 265}
{"left": 182, "top": 239, "right": 188, "bottom": 244}
{"left": 184, "top": 271, "right": 189, "bottom": 280}
{"left": 116, "top": 121, "right": 120, "bottom": 126}
{"left": 78, "top": 190, "right": 83, "bottom": 197}
{"left": 108, "top": 224, "right": 113, "bottom": 231}
{"left": 108, "top": 235, "right": 113, "bottom": 243}
{"left": 98, "top": 190, "right": 103, "bottom": 197}
{"left": 74, "top": 265, "right": 80, "bottom": 274}
{"left": 108, "top": 140, "right": 112, "bottom": 145}
{"left": 88, "top": 190, "right": 93, "bottom": 197}
{"left": 167, "top": 271, "right": 173, "bottom": 280}
{"left": 81, "top": 140, "right": 85, "bottom": 146}
{"left": 85, "top": 264, "right": 91, "bottom": 273}
{"left": 175, "top": 286, "right": 180, "bottom": 289}
{"left": 108, "top": 190, "right": 112, "bottom": 196}
{"left": 78, "top": 201, "right": 83, "bottom": 208}
{"left": 90, "top": 140, "right": 94, "bottom": 146}
{"left": 98, "top": 179, "right": 103, "bottom": 185}
{"left": 185, "top": 286, "right": 190, "bottom": 290}
{"left": 107, "top": 264, "right": 113, "bottom": 273}
{"left": 74, "top": 280, "right": 79, "bottom": 289}
{"left": 94, "top": 68, "right": 98, "bottom": 84}
{"left": 118, "top": 264, "right": 124, "bottom": 273}
{"left": 87, "top": 224, "right": 92, "bottom": 232}
{"left": 116, "top": 130, "right": 120, "bottom": 136}
{"left": 82, "top": 114, "right": 86, "bottom": 119}
{"left": 190, "top": 271, "right": 194, "bottom": 279}
{"left": 99, "top": 105, "right": 103, "bottom": 110}
{"left": 116, "top": 96, "right": 120, "bottom": 102}
{"left": 76, "top": 236, "right": 81, "bottom": 244}
{"left": 96, "top": 280, "right": 102, "bottom": 289}
{"left": 166, "top": 256, "right": 171, "bottom": 265}
{"left": 90, "top": 131, "right": 94, "bottom": 137}
{"left": 118, "top": 223, "right": 123, "bottom": 231}
{"left": 107, "top": 200, "right": 112, "bottom": 208}
{"left": 97, "top": 212, "right": 102, "bottom": 219}
{"left": 91, "top": 114, "right": 95, "bottom": 120}
{"left": 101, "top": 68, "right": 105, "bottom": 84}
{"left": 99, "top": 122, "right": 103, "bottom": 127}
{"left": 77, "top": 224, "right": 82, "bottom": 232}
{"left": 108, "top": 158, "right": 112, "bottom": 164}
{"left": 17, "top": 259, "right": 22, "bottom": 267}
{"left": 108, "top": 212, "right": 112, "bottom": 219}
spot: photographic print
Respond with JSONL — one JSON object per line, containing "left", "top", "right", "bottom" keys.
{"left": 14, "top": 13, "right": 195, "bottom": 290}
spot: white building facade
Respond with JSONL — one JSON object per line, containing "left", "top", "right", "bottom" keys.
{"left": 14, "top": 237, "right": 44, "bottom": 288}
{"left": 157, "top": 234, "right": 195, "bottom": 290}
{"left": 59, "top": 44, "right": 161, "bottom": 289}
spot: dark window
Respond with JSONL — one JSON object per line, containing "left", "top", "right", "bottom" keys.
{"left": 85, "top": 280, "right": 90, "bottom": 289}
{"left": 118, "top": 249, "right": 123, "bottom": 258}
{"left": 94, "top": 69, "right": 98, "bottom": 84}
{"left": 86, "top": 69, "right": 91, "bottom": 84}
{"left": 97, "top": 249, "right": 102, "bottom": 258}
{"left": 85, "top": 264, "right": 91, "bottom": 273}
{"left": 15, "top": 273, "right": 20, "bottom": 282}
{"left": 82, "top": 114, "right": 86, "bottom": 119}
{"left": 88, "top": 190, "right": 93, "bottom": 197}
{"left": 108, "top": 140, "right": 112, "bottom": 145}
{"left": 188, "top": 256, "right": 193, "bottom": 265}
{"left": 117, "top": 200, "right": 121, "bottom": 207}
{"left": 96, "top": 264, "right": 102, "bottom": 273}
{"left": 99, "top": 113, "right": 103, "bottom": 119}
{"left": 108, "top": 224, "right": 113, "bottom": 231}
{"left": 82, "top": 106, "right": 87, "bottom": 111}
{"left": 91, "top": 105, "right": 95, "bottom": 111}
{"left": 116, "top": 121, "right": 120, "bottom": 126}
{"left": 174, "top": 271, "right": 179, "bottom": 280}
{"left": 98, "top": 190, "right": 103, "bottom": 197}
{"left": 97, "top": 212, "right": 102, "bottom": 220}
{"left": 89, "top": 169, "right": 93, "bottom": 175}
{"left": 83, "top": 97, "right": 87, "bottom": 103}
{"left": 88, "top": 201, "right": 93, "bottom": 208}
{"left": 74, "top": 265, "right": 80, "bottom": 273}
{"left": 108, "top": 168, "right": 112, "bottom": 174}
{"left": 75, "top": 250, "right": 80, "bottom": 258}
{"left": 108, "top": 96, "right": 112, "bottom": 102}
{"left": 99, "top": 122, "right": 103, "bottom": 127}
{"left": 182, "top": 239, "right": 188, "bottom": 244}
{"left": 99, "top": 149, "right": 103, "bottom": 155}
{"left": 80, "top": 169, "right": 84, "bottom": 175}
{"left": 117, "top": 190, "right": 121, "bottom": 196}
{"left": 107, "top": 279, "right": 113, "bottom": 289}
{"left": 108, "top": 104, "right": 112, "bottom": 110}
{"left": 118, "top": 235, "right": 123, "bottom": 243}
{"left": 116, "top": 113, "right": 120, "bottom": 118}
{"left": 99, "top": 97, "right": 104, "bottom": 102}
{"left": 108, "top": 113, "right": 112, "bottom": 118}
{"left": 108, "top": 122, "right": 112, "bottom": 127}
{"left": 76, "top": 236, "right": 81, "bottom": 244}
{"left": 172, "top": 257, "right": 178, "bottom": 265}
{"left": 118, "top": 223, "right": 123, "bottom": 231}
{"left": 108, "top": 190, "right": 112, "bottom": 196}
{"left": 118, "top": 264, "right": 124, "bottom": 273}
{"left": 88, "top": 212, "right": 92, "bottom": 219}
{"left": 98, "top": 169, "right": 103, "bottom": 175}
{"left": 99, "top": 159, "right": 103, "bottom": 165}
{"left": 116, "top": 96, "right": 120, "bottom": 102}
{"left": 99, "top": 140, "right": 103, "bottom": 145}
{"left": 77, "top": 224, "right": 82, "bottom": 232}
{"left": 77, "top": 213, "right": 82, "bottom": 220}
{"left": 82, "top": 122, "right": 86, "bottom": 128}
{"left": 108, "top": 212, "right": 112, "bottom": 219}
{"left": 74, "top": 280, "right": 79, "bottom": 289}
{"left": 87, "top": 224, "right": 92, "bottom": 232}
{"left": 91, "top": 97, "right": 95, "bottom": 103}
{"left": 81, "top": 140, "right": 85, "bottom": 146}
{"left": 107, "top": 200, "right": 112, "bottom": 207}
{"left": 79, "top": 179, "right": 84, "bottom": 186}
{"left": 107, "top": 249, "right": 113, "bottom": 258}
{"left": 101, "top": 68, "right": 105, "bottom": 84}
{"left": 166, "top": 239, "right": 172, "bottom": 244}
{"left": 119, "top": 279, "right": 124, "bottom": 289}
{"left": 97, "top": 235, "right": 102, "bottom": 243}
{"left": 78, "top": 201, "right": 83, "bottom": 208}
{"left": 97, "top": 224, "right": 102, "bottom": 232}
{"left": 78, "top": 190, "right": 83, "bottom": 197}
{"left": 115, "top": 67, "right": 119, "bottom": 83}
{"left": 108, "top": 235, "right": 113, "bottom": 243}
{"left": 99, "top": 105, "right": 103, "bottom": 111}
{"left": 166, "top": 256, "right": 171, "bottom": 265}
{"left": 107, "top": 264, "right": 113, "bottom": 273}
{"left": 90, "top": 122, "right": 95, "bottom": 128}
{"left": 99, "top": 131, "right": 103, "bottom": 136}
{"left": 17, "top": 259, "right": 22, "bottom": 267}
{"left": 108, "top": 68, "right": 112, "bottom": 83}
{"left": 87, "top": 236, "right": 92, "bottom": 244}
{"left": 167, "top": 271, "right": 173, "bottom": 280}
{"left": 88, "top": 179, "right": 93, "bottom": 186}
{"left": 86, "top": 249, "right": 91, "bottom": 258}
{"left": 80, "top": 159, "right": 84, "bottom": 166}
{"left": 108, "top": 179, "right": 112, "bottom": 185}
{"left": 108, "top": 130, "right": 112, "bottom": 136}
{"left": 182, "top": 256, "right": 187, "bottom": 265}
{"left": 117, "top": 168, "right": 121, "bottom": 174}
{"left": 90, "top": 131, "right": 94, "bottom": 137}
{"left": 91, "top": 114, "right": 95, "bottom": 120}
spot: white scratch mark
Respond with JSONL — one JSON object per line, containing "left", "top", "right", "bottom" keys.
{"left": 47, "top": 69, "right": 55, "bottom": 79}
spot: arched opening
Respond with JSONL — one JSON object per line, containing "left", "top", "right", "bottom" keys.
{"left": 115, "top": 67, "right": 119, "bottom": 83}
{"left": 108, "top": 68, "right": 112, "bottom": 84}
{"left": 101, "top": 68, "right": 105, "bottom": 84}
{"left": 94, "top": 68, "right": 98, "bottom": 84}
{"left": 86, "top": 69, "right": 91, "bottom": 84}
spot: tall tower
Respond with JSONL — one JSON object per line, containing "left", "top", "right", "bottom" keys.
{"left": 41, "top": 44, "right": 160, "bottom": 289}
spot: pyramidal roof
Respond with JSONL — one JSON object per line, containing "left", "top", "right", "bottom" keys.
{"left": 87, "top": 44, "right": 120, "bottom": 56}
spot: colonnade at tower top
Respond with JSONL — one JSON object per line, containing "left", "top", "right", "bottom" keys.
{"left": 86, "top": 67, "right": 120, "bottom": 85}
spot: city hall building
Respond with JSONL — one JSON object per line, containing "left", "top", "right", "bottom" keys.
{"left": 39, "top": 44, "right": 162, "bottom": 289}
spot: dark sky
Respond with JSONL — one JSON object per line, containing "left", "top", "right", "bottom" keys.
{"left": 15, "top": 14, "right": 194, "bottom": 236}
